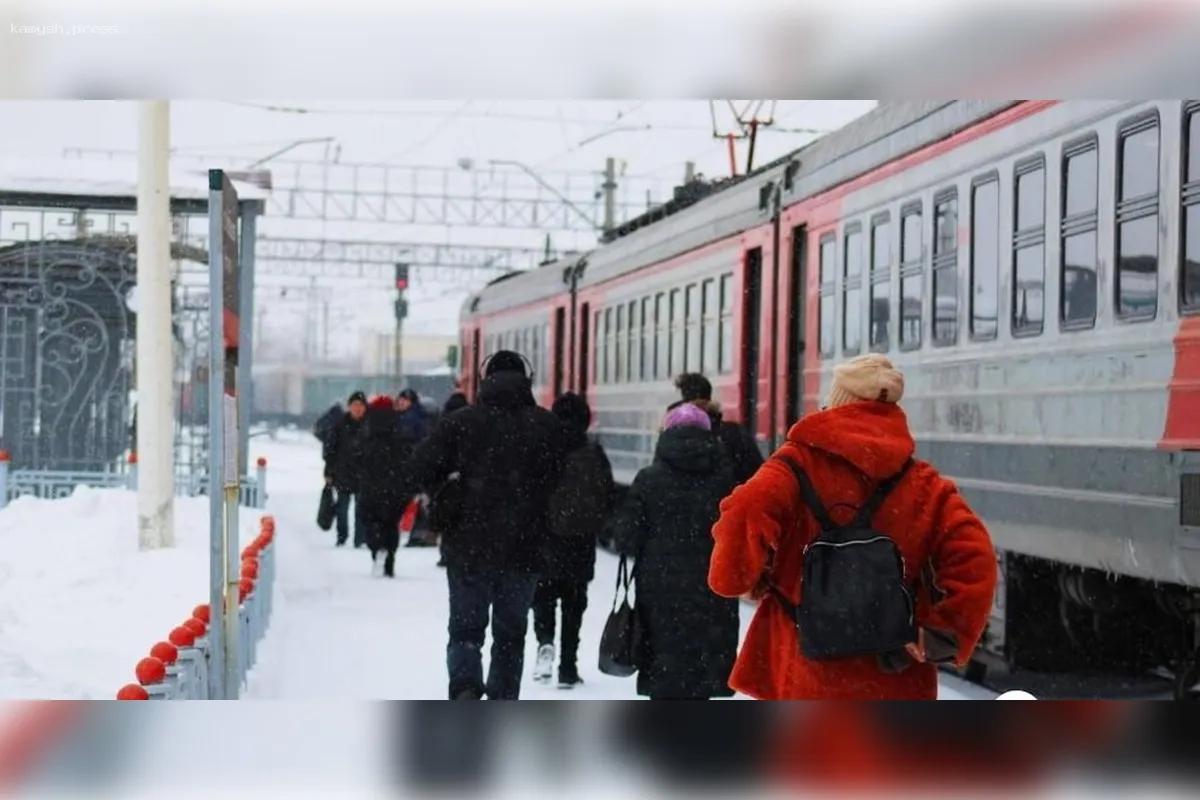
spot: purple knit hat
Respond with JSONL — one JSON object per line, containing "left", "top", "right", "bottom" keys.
{"left": 663, "top": 402, "right": 712, "bottom": 432}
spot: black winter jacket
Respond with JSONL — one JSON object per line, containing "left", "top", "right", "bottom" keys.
{"left": 407, "top": 371, "right": 568, "bottom": 574}
{"left": 323, "top": 413, "right": 366, "bottom": 491}
{"left": 544, "top": 436, "right": 613, "bottom": 583}
{"left": 710, "top": 412, "right": 764, "bottom": 486}
{"left": 613, "top": 425, "right": 740, "bottom": 699}
{"left": 357, "top": 406, "right": 416, "bottom": 522}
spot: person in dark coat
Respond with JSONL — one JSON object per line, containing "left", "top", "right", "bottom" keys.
{"left": 392, "top": 389, "right": 438, "bottom": 548}
{"left": 407, "top": 350, "right": 568, "bottom": 701}
{"left": 612, "top": 402, "right": 740, "bottom": 701}
{"left": 357, "top": 394, "right": 418, "bottom": 578}
{"left": 532, "top": 393, "right": 614, "bottom": 689}
{"left": 673, "top": 373, "right": 764, "bottom": 486}
{"left": 430, "top": 391, "right": 469, "bottom": 567}
{"left": 323, "top": 391, "right": 368, "bottom": 547}
{"left": 443, "top": 391, "right": 469, "bottom": 414}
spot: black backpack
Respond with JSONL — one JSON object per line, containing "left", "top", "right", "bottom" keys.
{"left": 769, "top": 457, "right": 917, "bottom": 661}
{"left": 547, "top": 442, "right": 613, "bottom": 538}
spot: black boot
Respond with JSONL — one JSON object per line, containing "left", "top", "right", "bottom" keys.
{"left": 557, "top": 663, "right": 582, "bottom": 690}
{"left": 383, "top": 550, "right": 396, "bottom": 578}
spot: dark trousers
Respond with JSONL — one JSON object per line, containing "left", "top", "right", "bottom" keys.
{"left": 532, "top": 578, "right": 588, "bottom": 668}
{"left": 446, "top": 566, "right": 539, "bottom": 700}
{"left": 362, "top": 504, "right": 401, "bottom": 556}
{"left": 334, "top": 489, "right": 365, "bottom": 546}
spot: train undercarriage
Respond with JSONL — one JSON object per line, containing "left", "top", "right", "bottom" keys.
{"left": 963, "top": 553, "right": 1200, "bottom": 699}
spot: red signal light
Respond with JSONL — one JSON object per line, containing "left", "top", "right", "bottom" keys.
{"left": 396, "top": 280, "right": 408, "bottom": 290}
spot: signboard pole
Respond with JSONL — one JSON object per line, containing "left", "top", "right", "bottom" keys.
{"left": 206, "top": 172, "right": 227, "bottom": 700}
{"left": 207, "top": 168, "right": 242, "bottom": 699}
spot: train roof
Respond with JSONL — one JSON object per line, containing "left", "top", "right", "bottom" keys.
{"left": 461, "top": 250, "right": 590, "bottom": 319}
{"left": 467, "top": 101, "right": 1024, "bottom": 315}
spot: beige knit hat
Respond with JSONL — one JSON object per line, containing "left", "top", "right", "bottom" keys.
{"left": 825, "top": 353, "right": 905, "bottom": 409}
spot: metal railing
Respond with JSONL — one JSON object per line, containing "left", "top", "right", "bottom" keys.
{"left": 0, "top": 451, "right": 269, "bottom": 510}
{"left": 116, "top": 515, "right": 276, "bottom": 700}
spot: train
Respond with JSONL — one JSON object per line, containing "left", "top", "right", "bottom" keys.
{"left": 459, "top": 101, "right": 1200, "bottom": 694}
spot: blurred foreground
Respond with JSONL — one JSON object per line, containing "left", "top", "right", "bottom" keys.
{"left": 2, "top": 702, "right": 1199, "bottom": 797}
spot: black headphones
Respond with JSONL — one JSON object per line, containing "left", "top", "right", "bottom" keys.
{"left": 479, "top": 351, "right": 535, "bottom": 382}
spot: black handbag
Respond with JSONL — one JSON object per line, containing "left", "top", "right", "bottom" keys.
{"left": 598, "top": 555, "right": 643, "bottom": 677}
{"left": 316, "top": 486, "right": 336, "bottom": 532}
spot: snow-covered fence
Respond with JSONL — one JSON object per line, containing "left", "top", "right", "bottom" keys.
{"left": 0, "top": 450, "right": 269, "bottom": 510}
{"left": 115, "top": 515, "right": 276, "bottom": 700}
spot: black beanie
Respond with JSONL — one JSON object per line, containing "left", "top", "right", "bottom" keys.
{"left": 348, "top": 390, "right": 368, "bottom": 406}
{"left": 551, "top": 392, "right": 590, "bottom": 434}
{"left": 484, "top": 350, "right": 527, "bottom": 378}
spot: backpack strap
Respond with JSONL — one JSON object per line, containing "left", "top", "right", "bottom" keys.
{"left": 850, "top": 458, "right": 914, "bottom": 529}
{"left": 774, "top": 457, "right": 836, "bottom": 531}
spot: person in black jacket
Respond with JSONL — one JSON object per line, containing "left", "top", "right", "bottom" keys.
{"left": 612, "top": 402, "right": 739, "bottom": 701}
{"left": 532, "top": 393, "right": 614, "bottom": 689}
{"left": 407, "top": 350, "right": 568, "bottom": 701}
{"left": 393, "top": 389, "right": 438, "bottom": 548}
{"left": 323, "top": 391, "right": 368, "bottom": 547}
{"left": 672, "top": 373, "right": 764, "bottom": 486}
{"left": 358, "top": 394, "right": 418, "bottom": 578}
{"left": 442, "top": 390, "right": 469, "bottom": 415}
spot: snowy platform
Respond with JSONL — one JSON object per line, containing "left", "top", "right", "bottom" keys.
{"left": 0, "top": 488, "right": 260, "bottom": 699}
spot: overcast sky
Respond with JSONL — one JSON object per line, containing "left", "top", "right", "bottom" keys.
{"left": 0, "top": 100, "right": 876, "bottom": 360}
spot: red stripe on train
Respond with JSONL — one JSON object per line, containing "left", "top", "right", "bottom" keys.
{"left": 1161, "top": 317, "right": 1200, "bottom": 449}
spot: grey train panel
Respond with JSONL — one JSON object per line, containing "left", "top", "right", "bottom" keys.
{"left": 468, "top": 254, "right": 586, "bottom": 318}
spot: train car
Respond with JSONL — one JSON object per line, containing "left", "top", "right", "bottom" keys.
{"left": 461, "top": 101, "right": 1200, "bottom": 693}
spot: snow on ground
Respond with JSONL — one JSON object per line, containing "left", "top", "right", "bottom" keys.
{"left": 0, "top": 487, "right": 262, "bottom": 699}
{"left": 246, "top": 428, "right": 995, "bottom": 700}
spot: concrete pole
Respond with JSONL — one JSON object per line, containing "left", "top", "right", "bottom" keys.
{"left": 136, "top": 100, "right": 176, "bottom": 549}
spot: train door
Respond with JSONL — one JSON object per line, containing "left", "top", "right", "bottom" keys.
{"left": 741, "top": 248, "right": 763, "bottom": 438}
{"left": 785, "top": 225, "right": 807, "bottom": 428}
{"left": 577, "top": 301, "right": 591, "bottom": 401}
{"left": 553, "top": 306, "right": 566, "bottom": 399}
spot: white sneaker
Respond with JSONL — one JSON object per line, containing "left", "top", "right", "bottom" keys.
{"left": 371, "top": 551, "right": 385, "bottom": 577}
{"left": 533, "top": 643, "right": 555, "bottom": 682}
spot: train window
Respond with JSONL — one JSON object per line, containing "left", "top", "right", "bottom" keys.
{"left": 719, "top": 273, "right": 734, "bottom": 373}
{"left": 899, "top": 203, "right": 923, "bottom": 350}
{"left": 626, "top": 300, "right": 637, "bottom": 382}
{"left": 654, "top": 293, "right": 667, "bottom": 379}
{"left": 818, "top": 234, "right": 836, "bottom": 358}
{"left": 932, "top": 190, "right": 959, "bottom": 346}
{"left": 702, "top": 279, "right": 718, "bottom": 372}
{"left": 685, "top": 284, "right": 701, "bottom": 371}
{"left": 1013, "top": 157, "right": 1046, "bottom": 336}
{"left": 604, "top": 307, "right": 614, "bottom": 384}
{"left": 1183, "top": 104, "right": 1200, "bottom": 313}
{"left": 669, "top": 288, "right": 683, "bottom": 376}
{"left": 542, "top": 322, "right": 550, "bottom": 386}
{"left": 639, "top": 297, "right": 651, "bottom": 380}
{"left": 842, "top": 225, "right": 863, "bottom": 354}
{"left": 595, "top": 311, "right": 604, "bottom": 386}
{"left": 970, "top": 174, "right": 1000, "bottom": 340}
{"left": 619, "top": 304, "right": 628, "bottom": 383}
{"left": 528, "top": 328, "right": 539, "bottom": 386}
{"left": 1060, "top": 137, "right": 1099, "bottom": 329}
{"left": 869, "top": 214, "right": 891, "bottom": 352}
{"left": 1115, "top": 113, "right": 1159, "bottom": 320}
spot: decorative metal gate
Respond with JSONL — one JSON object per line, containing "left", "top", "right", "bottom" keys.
{"left": 0, "top": 188, "right": 263, "bottom": 504}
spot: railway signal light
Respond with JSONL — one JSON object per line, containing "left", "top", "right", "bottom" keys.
{"left": 394, "top": 263, "right": 409, "bottom": 321}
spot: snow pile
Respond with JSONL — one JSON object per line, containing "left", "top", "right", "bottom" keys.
{"left": 0, "top": 488, "right": 260, "bottom": 699}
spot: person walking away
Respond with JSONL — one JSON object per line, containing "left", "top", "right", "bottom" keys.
{"left": 407, "top": 350, "right": 567, "bottom": 700}
{"left": 612, "top": 402, "right": 739, "bottom": 701}
{"left": 533, "top": 393, "right": 614, "bottom": 689}
{"left": 429, "top": 390, "right": 470, "bottom": 568}
{"left": 708, "top": 353, "right": 997, "bottom": 700}
{"left": 673, "top": 373, "right": 764, "bottom": 486}
{"left": 393, "top": 389, "right": 438, "bottom": 548}
{"left": 358, "top": 394, "right": 414, "bottom": 577}
{"left": 323, "top": 391, "right": 368, "bottom": 547}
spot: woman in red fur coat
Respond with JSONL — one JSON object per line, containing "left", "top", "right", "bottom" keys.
{"left": 709, "top": 353, "right": 997, "bottom": 700}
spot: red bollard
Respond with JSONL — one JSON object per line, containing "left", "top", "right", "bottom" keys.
{"left": 241, "top": 559, "right": 259, "bottom": 580}
{"left": 168, "top": 626, "right": 196, "bottom": 649}
{"left": 150, "top": 641, "right": 183, "bottom": 699}
{"left": 117, "top": 684, "right": 150, "bottom": 700}
{"left": 183, "top": 618, "right": 206, "bottom": 638}
{"left": 135, "top": 656, "right": 169, "bottom": 700}
{"left": 192, "top": 604, "right": 210, "bottom": 625}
